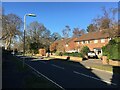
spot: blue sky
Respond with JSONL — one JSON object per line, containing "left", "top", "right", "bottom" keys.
{"left": 3, "top": 2, "right": 118, "bottom": 37}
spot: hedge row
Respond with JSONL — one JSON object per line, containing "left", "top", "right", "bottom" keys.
{"left": 102, "top": 38, "right": 120, "bottom": 60}
{"left": 63, "top": 52, "right": 84, "bottom": 58}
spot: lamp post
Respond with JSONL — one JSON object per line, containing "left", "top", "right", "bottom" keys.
{"left": 23, "top": 13, "right": 36, "bottom": 68}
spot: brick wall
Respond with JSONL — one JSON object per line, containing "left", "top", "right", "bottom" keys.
{"left": 65, "top": 38, "right": 77, "bottom": 52}
{"left": 76, "top": 38, "right": 109, "bottom": 51}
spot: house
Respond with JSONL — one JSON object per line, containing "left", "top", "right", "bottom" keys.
{"left": 50, "top": 30, "right": 113, "bottom": 56}
{"left": 75, "top": 31, "right": 111, "bottom": 56}
{"left": 50, "top": 37, "right": 78, "bottom": 53}
{"left": 64, "top": 37, "right": 78, "bottom": 53}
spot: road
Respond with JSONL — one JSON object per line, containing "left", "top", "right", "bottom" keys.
{"left": 17, "top": 55, "right": 118, "bottom": 89}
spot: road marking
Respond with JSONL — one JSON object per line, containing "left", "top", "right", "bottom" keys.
{"left": 32, "top": 71, "right": 41, "bottom": 78}
{"left": 25, "top": 63, "right": 65, "bottom": 90}
{"left": 51, "top": 64, "right": 64, "bottom": 70}
{"left": 73, "top": 71, "right": 117, "bottom": 86}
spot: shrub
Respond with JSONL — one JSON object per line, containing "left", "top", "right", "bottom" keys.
{"left": 102, "top": 45, "right": 109, "bottom": 56}
{"left": 109, "top": 44, "right": 120, "bottom": 60}
{"left": 55, "top": 51, "right": 63, "bottom": 56}
{"left": 102, "top": 38, "right": 120, "bottom": 60}
{"left": 29, "top": 42, "right": 39, "bottom": 54}
{"left": 108, "top": 39, "right": 116, "bottom": 45}
{"left": 80, "top": 46, "right": 90, "bottom": 56}
{"left": 63, "top": 52, "right": 84, "bottom": 58}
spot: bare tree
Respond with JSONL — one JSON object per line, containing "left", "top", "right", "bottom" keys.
{"left": 91, "top": 7, "right": 118, "bottom": 38}
{"left": 92, "top": 7, "right": 118, "bottom": 30}
{"left": 62, "top": 25, "right": 71, "bottom": 38}
{"left": 86, "top": 24, "right": 97, "bottom": 32}
{"left": 26, "top": 21, "right": 52, "bottom": 53}
{"left": 51, "top": 32, "right": 61, "bottom": 41}
{"left": 73, "top": 28, "right": 85, "bottom": 37}
{"left": 1, "top": 13, "right": 23, "bottom": 50}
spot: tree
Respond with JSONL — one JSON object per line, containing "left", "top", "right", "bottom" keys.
{"left": 26, "top": 21, "right": 52, "bottom": 53}
{"left": 50, "top": 42, "right": 58, "bottom": 53}
{"left": 62, "top": 25, "right": 71, "bottom": 38}
{"left": 1, "top": 13, "right": 23, "bottom": 50}
{"left": 92, "top": 7, "right": 110, "bottom": 30}
{"left": 86, "top": 24, "right": 97, "bottom": 32}
{"left": 73, "top": 28, "right": 85, "bottom": 37}
{"left": 27, "top": 21, "right": 46, "bottom": 43}
{"left": 100, "top": 18, "right": 110, "bottom": 29}
{"left": 51, "top": 32, "right": 61, "bottom": 41}
{"left": 29, "top": 42, "right": 39, "bottom": 54}
{"left": 92, "top": 7, "right": 118, "bottom": 38}
{"left": 80, "top": 46, "right": 90, "bottom": 57}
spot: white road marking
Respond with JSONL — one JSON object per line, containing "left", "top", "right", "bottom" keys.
{"left": 25, "top": 63, "right": 65, "bottom": 90}
{"left": 51, "top": 64, "right": 64, "bottom": 70}
{"left": 32, "top": 71, "right": 41, "bottom": 78}
{"left": 73, "top": 71, "right": 117, "bottom": 86}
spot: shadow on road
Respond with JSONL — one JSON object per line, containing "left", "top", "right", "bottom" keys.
{"left": 47, "top": 58, "right": 117, "bottom": 88}
{"left": 2, "top": 49, "right": 119, "bottom": 88}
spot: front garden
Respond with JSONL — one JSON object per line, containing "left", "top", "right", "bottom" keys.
{"left": 50, "top": 46, "right": 90, "bottom": 62}
{"left": 102, "top": 37, "right": 120, "bottom": 66}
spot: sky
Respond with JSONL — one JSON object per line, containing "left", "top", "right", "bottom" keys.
{"left": 2, "top": 2, "right": 118, "bottom": 37}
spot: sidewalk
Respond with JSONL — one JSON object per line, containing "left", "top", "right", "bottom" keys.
{"left": 80, "top": 59, "right": 113, "bottom": 73}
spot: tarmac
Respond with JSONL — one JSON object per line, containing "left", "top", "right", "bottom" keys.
{"left": 79, "top": 59, "right": 113, "bottom": 73}
{"left": 2, "top": 54, "right": 120, "bottom": 88}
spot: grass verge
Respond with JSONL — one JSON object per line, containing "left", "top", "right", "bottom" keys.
{"left": 90, "top": 65, "right": 112, "bottom": 72}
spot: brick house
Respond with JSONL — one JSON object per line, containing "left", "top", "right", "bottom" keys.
{"left": 50, "top": 37, "right": 77, "bottom": 53}
{"left": 64, "top": 37, "right": 78, "bottom": 53}
{"left": 75, "top": 31, "right": 111, "bottom": 56}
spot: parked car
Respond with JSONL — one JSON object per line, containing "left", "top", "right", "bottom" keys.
{"left": 87, "top": 51, "right": 97, "bottom": 58}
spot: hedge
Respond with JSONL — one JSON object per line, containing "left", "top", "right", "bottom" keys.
{"left": 63, "top": 52, "right": 84, "bottom": 58}
{"left": 102, "top": 38, "right": 120, "bottom": 60}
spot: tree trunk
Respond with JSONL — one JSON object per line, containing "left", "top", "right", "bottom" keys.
{"left": 5, "top": 36, "right": 12, "bottom": 50}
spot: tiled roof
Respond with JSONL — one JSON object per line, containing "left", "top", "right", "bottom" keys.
{"left": 75, "top": 31, "right": 109, "bottom": 42}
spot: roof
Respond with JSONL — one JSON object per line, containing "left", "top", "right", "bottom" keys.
{"left": 75, "top": 31, "right": 109, "bottom": 42}
{"left": 53, "top": 38, "right": 76, "bottom": 44}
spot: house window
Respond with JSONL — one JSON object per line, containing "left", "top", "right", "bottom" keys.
{"left": 94, "top": 40, "right": 98, "bottom": 43}
{"left": 83, "top": 41, "right": 85, "bottom": 44}
{"left": 88, "top": 41, "right": 90, "bottom": 43}
{"left": 101, "top": 39, "right": 105, "bottom": 43}
{"left": 90, "top": 41, "right": 92, "bottom": 43}
{"left": 85, "top": 41, "right": 88, "bottom": 44}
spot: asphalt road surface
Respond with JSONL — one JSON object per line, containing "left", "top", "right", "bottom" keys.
{"left": 17, "top": 55, "right": 118, "bottom": 89}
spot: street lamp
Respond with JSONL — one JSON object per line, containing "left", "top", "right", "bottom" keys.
{"left": 23, "top": 13, "right": 36, "bottom": 67}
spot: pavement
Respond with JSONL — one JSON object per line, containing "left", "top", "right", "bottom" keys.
{"left": 80, "top": 59, "right": 113, "bottom": 73}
